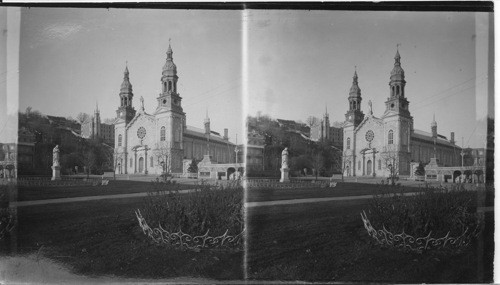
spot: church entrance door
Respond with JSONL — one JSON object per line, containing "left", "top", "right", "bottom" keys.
{"left": 366, "top": 160, "right": 372, "bottom": 176}
{"left": 139, "top": 157, "right": 144, "bottom": 173}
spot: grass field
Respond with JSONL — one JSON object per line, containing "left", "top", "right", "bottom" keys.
{"left": 247, "top": 182, "right": 426, "bottom": 203}
{"left": 7, "top": 181, "right": 494, "bottom": 282}
{"left": 14, "top": 197, "right": 243, "bottom": 280}
{"left": 17, "top": 180, "right": 192, "bottom": 201}
{"left": 246, "top": 199, "right": 494, "bottom": 283}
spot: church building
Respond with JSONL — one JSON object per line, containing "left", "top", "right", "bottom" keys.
{"left": 80, "top": 103, "right": 115, "bottom": 146}
{"left": 343, "top": 49, "right": 461, "bottom": 177}
{"left": 113, "top": 43, "right": 236, "bottom": 175}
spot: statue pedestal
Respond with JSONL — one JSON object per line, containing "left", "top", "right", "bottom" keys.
{"left": 280, "top": 167, "right": 289, "bottom": 183}
{"left": 51, "top": 165, "right": 61, "bottom": 180}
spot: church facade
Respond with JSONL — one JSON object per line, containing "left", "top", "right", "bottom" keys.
{"left": 113, "top": 44, "right": 236, "bottom": 175}
{"left": 343, "top": 50, "right": 461, "bottom": 178}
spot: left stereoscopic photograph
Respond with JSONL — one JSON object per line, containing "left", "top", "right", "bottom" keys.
{"left": 0, "top": 7, "right": 245, "bottom": 283}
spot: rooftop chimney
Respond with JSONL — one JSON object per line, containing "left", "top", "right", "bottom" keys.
{"left": 224, "top": 128, "right": 228, "bottom": 140}
{"left": 450, "top": 132, "right": 455, "bottom": 144}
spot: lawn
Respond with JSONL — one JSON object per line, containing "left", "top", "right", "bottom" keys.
{"left": 247, "top": 182, "right": 424, "bottom": 202}
{"left": 17, "top": 180, "right": 193, "bottom": 201}
{"left": 246, "top": 199, "right": 494, "bottom": 283}
{"left": 7, "top": 181, "right": 493, "bottom": 282}
{"left": 13, "top": 197, "right": 243, "bottom": 280}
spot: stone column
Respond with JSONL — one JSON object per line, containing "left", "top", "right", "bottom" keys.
{"left": 144, "top": 147, "right": 148, "bottom": 174}
{"left": 352, "top": 155, "right": 356, "bottom": 177}
{"left": 134, "top": 150, "right": 137, "bottom": 174}
{"left": 372, "top": 152, "right": 376, "bottom": 177}
{"left": 124, "top": 152, "right": 128, "bottom": 174}
{"left": 362, "top": 153, "right": 365, "bottom": 176}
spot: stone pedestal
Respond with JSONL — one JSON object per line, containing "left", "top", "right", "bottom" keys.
{"left": 280, "top": 167, "right": 289, "bottom": 183}
{"left": 51, "top": 165, "right": 61, "bottom": 180}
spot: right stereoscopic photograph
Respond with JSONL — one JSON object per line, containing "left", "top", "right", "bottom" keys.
{"left": 244, "top": 9, "right": 494, "bottom": 283}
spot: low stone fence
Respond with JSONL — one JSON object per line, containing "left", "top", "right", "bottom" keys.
{"left": 245, "top": 178, "right": 331, "bottom": 189}
{"left": 17, "top": 177, "right": 101, "bottom": 187}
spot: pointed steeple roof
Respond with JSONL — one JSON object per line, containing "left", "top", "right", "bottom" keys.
{"left": 390, "top": 45, "right": 405, "bottom": 79}
{"left": 349, "top": 67, "right": 361, "bottom": 98}
{"left": 431, "top": 113, "right": 437, "bottom": 127}
{"left": 120, "top": 63, "right": 133, "bottom": 94}
{"left": 163, "top": 40, "right": 177, "bottom": 76}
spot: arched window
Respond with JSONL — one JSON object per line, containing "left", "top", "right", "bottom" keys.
{"left": 118, "top": 134, "right": 122, "bottom": 146}
{"left": 150, "top": 157, "right": 153, "bottom": 167}
{"left": 388, "top": 130, "right": 394, "bottom": 144}
{"left": 378, "top": 159, "right": 381, "bottom": 170}
{"left": 168, "top": 81, "right": 172, "bottom": 91}
{"left": 396, "top": 85, "right": 400, "bottom": 96}
{"left": 347, "top": 138, "right": 351, "bottom": 149}
{"left": 160, "top": 126, "right": 166, "bottom": 141}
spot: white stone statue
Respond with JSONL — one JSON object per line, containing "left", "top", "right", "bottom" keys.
{"left": 281, "top": 147, "right": 289, "bottom": 169}
{"left": 53, "top": 145, "right": 60, "bottom": 166}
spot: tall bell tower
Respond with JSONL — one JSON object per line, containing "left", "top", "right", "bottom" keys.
{"left": 154, "top": 41, "right": 185, "bottom": 173}
{"left": 382, "top": 47, "right": 413, "bottom": 175}
{"left": 383, "top": 48, "right": 411, "bottom": 118}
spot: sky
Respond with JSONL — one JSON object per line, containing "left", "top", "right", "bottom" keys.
{"left": 19, "top": 8, "right": 244, "bottom": 143}
{"left": 246, "top": 10, "right": 492, "bottom": 149}
{"left": 16, "top": 9, "right": 493, "bottom": 148}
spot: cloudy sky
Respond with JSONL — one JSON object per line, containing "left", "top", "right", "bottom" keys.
{"left": 19, "top": 8, "right": 244, "bottom": 142}
{"left": 246, "top": 10, "right": 492, "bottom": 148}
{"left": 17, "top": 8, "right": 492, "bottom": 148}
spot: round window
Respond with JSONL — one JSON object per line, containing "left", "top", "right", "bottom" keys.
{"left": 137, "top": 127, "right": 146, "bottom": 139}
{"left": 365, "top": 130, "right": 374, "bottom": 142}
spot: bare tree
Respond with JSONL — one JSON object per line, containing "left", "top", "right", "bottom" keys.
{"left": 306, "top": 116, "right": 320, "bottom": 128}
{"left": 77, "top": 112, "right": 90, "bottom": 124}
{"left": 311, "top": 151, "right": 324, "bottom": 180}
{"left": 81, "top": 150, "right": 96, "bottom": 178}
{"left": 103, "top": 118, "right": 116, "bottom": 124}
{"left": 381, "top": 146, "right": 399, "bottom": 185}
{"left": 333, "top": 149, "right": 351, "bottom": 182}
{"left": 153, "top": 143, "right": 171, "bottom": 174}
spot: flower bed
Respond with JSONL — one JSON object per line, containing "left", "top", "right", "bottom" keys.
{"left": 362, "top": 184, "right": 482, "bottom": 253}
{"left": 138, "top": 179, "right": 244, "bottom": 251}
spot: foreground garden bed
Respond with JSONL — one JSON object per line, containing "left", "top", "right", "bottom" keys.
{"left": 15, "top": 197, "right": 243, "bottom": 280}
{"left": 247, "top": 198, "right": 493, "bottom": 283}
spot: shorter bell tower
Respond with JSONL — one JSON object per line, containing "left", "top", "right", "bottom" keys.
{"left": 345, "top": 69, "right": 365, "bottom": 127}
{"left": 116, "top": 65, "right": 136, "bottom": 124}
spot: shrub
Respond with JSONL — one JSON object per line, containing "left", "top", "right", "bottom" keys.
{"left": 141, "top": 179, "right": 244, "bottom": 237}
{"left": 367, "top": 184, "right": 481, "bottom": 239}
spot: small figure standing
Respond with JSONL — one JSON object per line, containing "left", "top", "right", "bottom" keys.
{"left": 280, "top": 147, "right": 290, "bottom": 183}
{"left": 281, "top": 147, "right": 289, "bottom": 169}
{"left": 368, "top": 100, "right": 373, "bottom": 115}
{"left": 52, "top": 145, "right": 61, "bottom": 180}
{"left": 53, "top": 145, "right": 60, "bottom": 167}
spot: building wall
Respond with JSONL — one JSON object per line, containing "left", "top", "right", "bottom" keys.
{"left": 410, "top": 138, "right": 460, "bottom": 166}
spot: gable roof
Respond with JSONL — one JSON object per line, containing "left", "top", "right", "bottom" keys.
{"left": 412, "top": 129, "right": 458, "bottom": 148}
{"left": 184, "top": 125, "right": 234, "bottom": 145}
